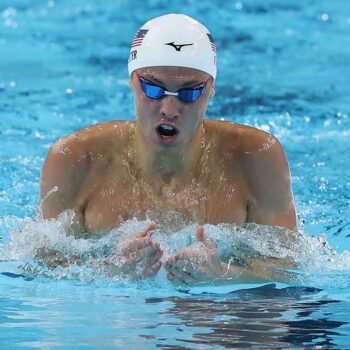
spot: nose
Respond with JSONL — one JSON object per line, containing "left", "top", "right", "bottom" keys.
{"left": 159, "top": 96, "right": 181, "bottom": 121}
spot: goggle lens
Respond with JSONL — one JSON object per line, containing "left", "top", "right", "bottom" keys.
{"left": 139, "top": 80, "right": 165, "bottom": 99}
{"left": 138, "top": 76, "right": 207, "bottom": 103}
{"left": 178, "top": 88, "right": 203, "bottom": 102}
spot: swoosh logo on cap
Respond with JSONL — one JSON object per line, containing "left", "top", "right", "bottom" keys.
{"left": 165, "top": 42, "right": 193, "bottom": 51}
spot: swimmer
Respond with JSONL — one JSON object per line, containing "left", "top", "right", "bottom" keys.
{"left": 38, "top": 14, "right": 298, "bottom": 284}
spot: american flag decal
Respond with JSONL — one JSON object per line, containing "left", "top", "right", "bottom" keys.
{"left": 131, "top": 29, "right": 149, "bottom": 48}
{"left": 207, "top": 33, "right": 216, "bottom": 52}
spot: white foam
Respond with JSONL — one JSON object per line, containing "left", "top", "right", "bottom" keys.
{"left": 0, "top": 211, "right": 349, "bottom": 288}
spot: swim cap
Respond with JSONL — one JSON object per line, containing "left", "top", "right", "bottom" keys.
{"left": 128, "top": 14, "right": 217, "bottom": 79}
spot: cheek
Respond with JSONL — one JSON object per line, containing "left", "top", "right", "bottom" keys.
{"left": 196, "top": 97, "right": 209, "bottom": 119}
{"left": 186, "top": 101, "right": 206, "bottom": 122}
{"left": 135, "top": 95, "right": 157, "bottom": 119}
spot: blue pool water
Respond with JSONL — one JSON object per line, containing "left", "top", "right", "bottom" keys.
{"left": 1, "top": 0, "right": 350, "bottom": 348}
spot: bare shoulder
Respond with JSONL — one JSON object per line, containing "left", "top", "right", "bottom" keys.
{"left": 43, "top": 119, "right": 134, "bottom": 182}
{"left": 232, "top": 123, "right": 289, "bottom": 178}
{"left": 39, "top": 120, "right": 134, "bottom": 219}
{"left": 50, "top": 120, "right": 133, "bottom": 159}
{"left": 204, "top": 119, "right": 287, "bottom": 169}
{"left": 204, "top": 120, "right": 296, "bottom": 230}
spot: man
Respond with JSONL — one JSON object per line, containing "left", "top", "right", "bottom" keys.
{"left": 39, "top": 14, "right": 298, "bottom": 284}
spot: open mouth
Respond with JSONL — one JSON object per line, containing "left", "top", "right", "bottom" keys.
{"left": 156, "top": 124, "right": 179, "bottom": 141}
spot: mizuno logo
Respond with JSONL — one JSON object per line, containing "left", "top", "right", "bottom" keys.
{"left": 165, "top": 42, "right": 193, "bottom": 51}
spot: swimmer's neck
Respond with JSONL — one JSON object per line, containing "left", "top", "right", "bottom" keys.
{"left": 133, "top": 123, "right": 205, "bottom": 187}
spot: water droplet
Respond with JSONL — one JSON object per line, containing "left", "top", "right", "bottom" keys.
{"left": 235, "top": 2, "right": 243, "bottom": 10}
{"left": 2, "top": 7, "right": 16, "bottom": 18}
{"left": 321, "top": 13, "right": 329, "bottom": 21}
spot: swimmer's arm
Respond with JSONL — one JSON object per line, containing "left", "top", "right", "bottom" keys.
{"left": 38, "top": 137, "right": 88, "bottom": 235}
{"left": 165, "top": 227, "right": 300, "bottom": 286}
{"left": 219, "top": 225, "right": 300, "bottom": 283}
{"left": 34, "top": 247, "right": 81, "bottom": 269}
{"left": 244, "top": 135, "right": 297, "bottom": 231}
{"left": 217, "top": 255, "right": 300, "bottom": 285}
{"left": 165, "top": 246, "right": 299, "bottom": 286}
{"left": 34, "top": 224, "right": 163, "bottom": 279}
{"left": 227, "top": 136, "right": 301, "bottom": 282}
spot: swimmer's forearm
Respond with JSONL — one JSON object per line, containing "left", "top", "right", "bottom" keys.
{"left": 215, "top": 262, "right": 269, "bottom": 284}
{"left": 218, "top": 257, "right": 300, "bottom": 284}
{"left": 34, "top": 249, "right": 125, "bottom": 276}
{"left": 246, "top": 256, "right": 300, "bottom": 283}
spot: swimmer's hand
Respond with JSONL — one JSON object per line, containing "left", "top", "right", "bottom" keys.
{"left": 163, "top": 227, "right": 298, "bottom": 285}
{"left": 164, "top": 226, "right": 227, "bottom": 285}
{"left": 35, "top": 247, "right": 80, "bottom": 269}
{"left": 164, "top": 227, "right": 276, "bottom": 286}
{"left": 114, "top": 223, "right": 163, "bottom": 279}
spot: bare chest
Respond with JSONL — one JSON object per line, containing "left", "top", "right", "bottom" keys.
{"left": 83, "top": 175, "right": 248, "bottom": 234}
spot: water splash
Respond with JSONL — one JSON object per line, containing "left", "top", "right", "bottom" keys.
{"left": 0, "top": 211, "right": 349, "bottom": 288}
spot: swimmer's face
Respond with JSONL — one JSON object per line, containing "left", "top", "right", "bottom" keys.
{"left": 130, "top": 66, "right": 215, "bottom": 152}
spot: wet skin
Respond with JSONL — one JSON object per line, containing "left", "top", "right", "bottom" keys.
{"left": 39, "top": 67, "right": 297, "bottom": 283}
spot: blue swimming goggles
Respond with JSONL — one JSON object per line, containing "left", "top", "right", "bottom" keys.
{"left": 136, "top": 73, "right": 209, "bottom": 103}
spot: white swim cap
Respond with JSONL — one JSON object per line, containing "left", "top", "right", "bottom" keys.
{"left": 128, "top": 14, "right": 217, "bottom": 79}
